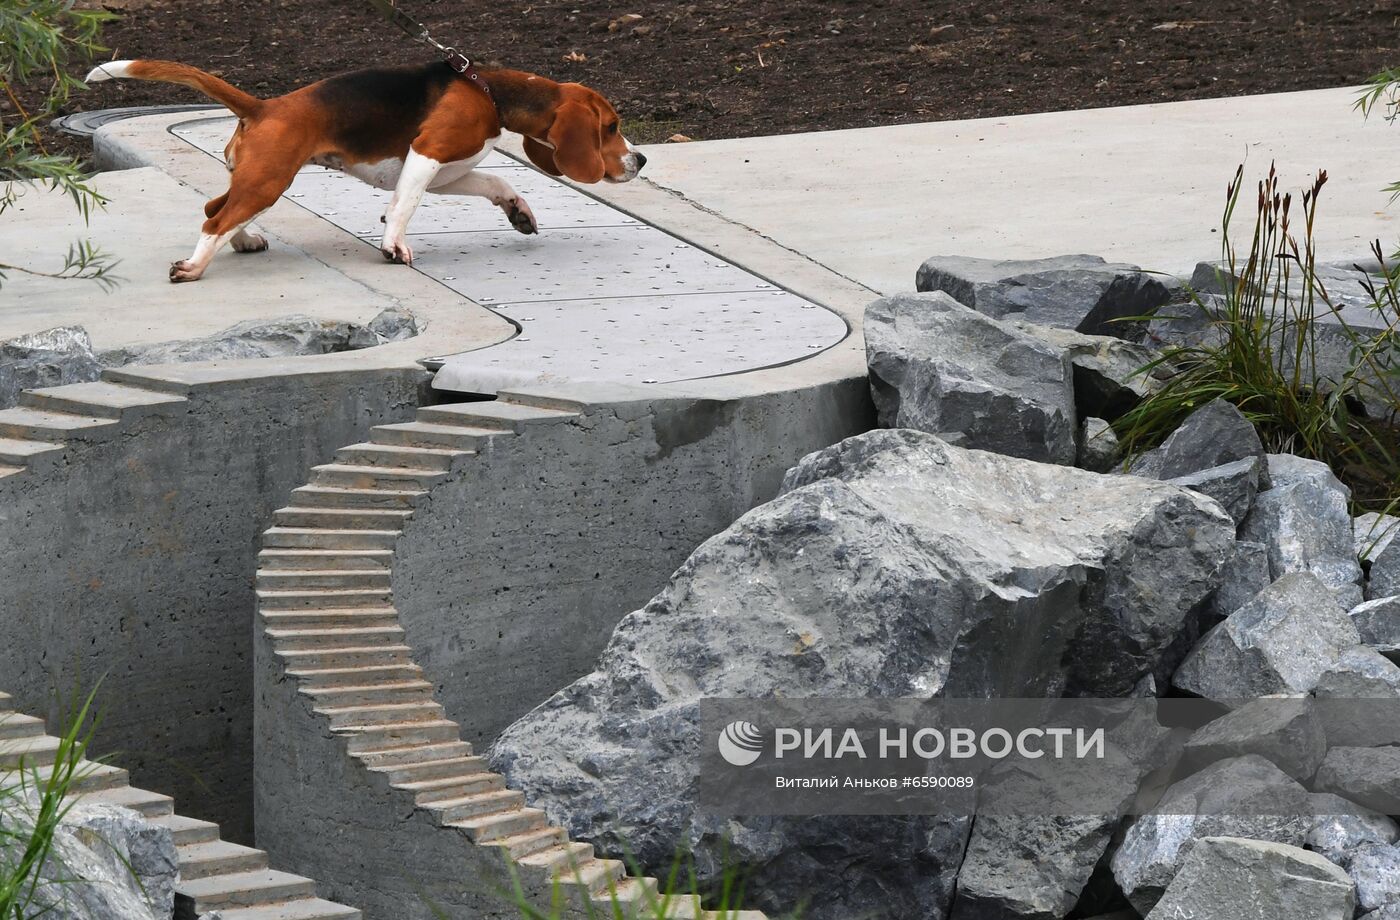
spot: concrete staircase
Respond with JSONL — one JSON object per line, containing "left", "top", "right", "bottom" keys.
{"left": 0, "top": 691, "right": 361, "bottom": 920}
{"left": 0, "top": 375, "right": 189, "bottom": 480}
{"left": 257, "top": 394, "right": 766, "bottom": 920}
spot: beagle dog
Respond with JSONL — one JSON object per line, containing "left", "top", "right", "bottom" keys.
{"left": 85, "top": 59, "right": 647, "bottom": 282}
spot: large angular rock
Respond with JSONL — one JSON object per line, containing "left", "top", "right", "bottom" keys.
{"left": 1370, "top": 540, "right": 1400, "bottom": 601}
{"left": 0, "top": 793, "right": 177, "bottom": 920}
{"left": 1313, "top": 646, "right": 1400, "bottom": 747}
{"left": 865, "top": 292, "right": 1077, "bottom": 463}
{"left": 1079, "top": 417, "right": 1121, "bottom": 472}
{"left": 1355, "top": 512, "right": 1399, "bottom": 565}
{"left": 1266, "top": 453, "right": 1349, "bottom": 495}
{"left": 1111, "top": 757, "right": 1313, "bottom": 913}
{"left": 99, "top": 315, "right": 381, "bottom": 366}
{"left": 491, "top": 430, "right": 1233, "bottom": 918}
{"left": 1172, "top": 573, "right": 1361, "bottom": 701}
{"left": 1181, "top": 698, "right": 1325, "bottom": 780}
{"left": 1140, "top": 399, "right": 1267, "bottom": 482}
{"left": 917, "top": 254, "right": 1175, "bottom": 339}
{"left": 1306, "top": 793, "right": 1400, "bottom": 868}
{"left": 1240, "top": 480, "right": 1364, "bottom": 608}
{"left": 0, "top": 325, "right": 103, "bottom": 409}
{"left": 1315, "top": 747, "right": 1400, "bottom": 814}
{"left": 1210, "top": 541, "right": 1271, "bottom": 620}
{"left": 1349, "top": 843, "right": 1400, "bottom": 912}
{"left": 1006, "top": 321, "right": 1162, "bottom": 419}
{"left": 1168, "top": 457, "right": 1262, "bottom": 526}
{"left": 1352, "top": 596, "right": 1400, "bottom": 658}
{"left": 367, "top": 306, "right": 420, "bottom": 342}
{"left": 1143, "top": 837, "right": 1355, "bottom": 920}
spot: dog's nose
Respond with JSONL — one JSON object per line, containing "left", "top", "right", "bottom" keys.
{"left": 634, "top": 151, "right": 648, "bottom": 171}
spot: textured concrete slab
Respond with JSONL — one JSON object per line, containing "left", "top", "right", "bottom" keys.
{"left": 585, "top": 86, "right": 1400, "bottom": 295}
{"left": 172, "top": 115, "right": 849, "bottom": 393}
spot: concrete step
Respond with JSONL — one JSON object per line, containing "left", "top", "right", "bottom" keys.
{"left": 276, "top": 645, "right": 416, "bottom": 671}
{"left": 0, "top": 436, "right": 64, "bottom": 467}
{"left": 100, "top": 368, "right": 192, "bottom": 396}
{"left": 370, "top": 422, "right": 502, "bottom": 450}
{"left": 356, "top": 740, "right": 473, "bottom": 769}
{"left": 177, "top": 839, "right": 269, "bottom": 880}
{"left": 557, "top": 857, "right": 627, "bottom": 904}
{"left": 0, "top": 691, "right": 10, "bottom": 708}
{"left": 268, "top": 626, "right": 405, "bottom": 651}
{"left": 311, "top": 463, "right": 447, "bottom": 491}
{"left": 290, "top": 485, "right": 423, "bottom": 510}
{"left": 303, "top": 680, "right": 434, "bottom": 709}
{"left": 216, "top": 900, "right": 362, "bottom": 920}
{"left": 496, "top": 391, "right": 591, "bottom": 413}
{"left": 588, "top": 876, "right": 671, "bottom": 916}
{"left": 273, "top": 507, "right": 413, "bottom": 531}
{"left": 213, "top": 898, "right": 361, "bottom": 920}
{"left": 401, "top": 770, "right": 505, "bottom": 804}
{"left": 256, "top": 569, "right": 390, "bottom": 591}
{"left": 316, "top": 700, "right": 444, "bottom": 730}
{"left": 373, "top": 754, "right": 488, "bottom": 785}
{"left": 72, "top": 762, "right": 129, "bottom": 792}
{"left": 335, "top": 442, "right": 468, "bottom": 471}
{"left": 0, "top": 465, "right": 23, "bottom": 479}
{"left": 77, "top": 784, "right": 174, "bottom": 818}
{"left": 260, "top": 609, "right": 400, "bottom": 631}
{"left": 261, "top": 528, "right": 400, "bottom": 551}
{"left": 429, "top": 788, "right": 525, "bottom": 825}
{"left": 486, "top": 825, "right": 570, "bottom": 861}
{"left": 449, "top": 806, "right": 547, "bottom": 843}
{"left": 342, "top": 719, "right": 462, "bottom": 754}
{"left": 0, "top": 734, "right": 61, "bottom": 767}
{"left": 421, "top": 401, "right": 577, "bottom": 433}
{"left": 150, "top": 813, "right": 221, "bottom": 846}
{"left": 516, "top": 840, "right": 596, "bottom": 877}
{"left": 20, "top": 382, "right": 185, "bottom": 419}
{"left": 0, "top": 712, "right": 46, "bottom": 740}
{"left": 286, "top": 663, "right": 425, "bottom": 689}
{"left": 258, "top": 589, "right": 394, "bottom": 611}
{"left": 258, "top": 549, "right": 393, "bottom": 571}
{"left": 0, "top": 408, "right": 120, "bottom": 442}
{"left": 178, "top": 868, "right": 317, "bottom": 913}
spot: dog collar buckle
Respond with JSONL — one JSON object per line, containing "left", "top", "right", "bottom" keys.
{"left": 444, "top": 49, "right": 492, "bottom": 97}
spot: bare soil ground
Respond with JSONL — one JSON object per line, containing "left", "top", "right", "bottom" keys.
{"left": 19, "top": 0, "right": 1400, "bottom": 152}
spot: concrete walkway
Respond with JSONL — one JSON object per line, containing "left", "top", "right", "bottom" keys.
{"left": 588, "top": 86, "right": 1400, "bottom": 295}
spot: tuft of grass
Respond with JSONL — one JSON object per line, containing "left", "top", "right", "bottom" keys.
{"left": 1117, "top": 162, "right": 1400, "bottom": 512}
{"left": 0, "top": 685, "right": 105, "bottom": 919}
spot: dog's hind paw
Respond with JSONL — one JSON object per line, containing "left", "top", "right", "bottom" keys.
{"left": 169, "top": 260, "right": 204, "bottom": 283}
{"left": 380, "top": 240, "right": 414, "bottom": 265}
{"left": 232, "top": 232, "right": 269, "bottom": 253}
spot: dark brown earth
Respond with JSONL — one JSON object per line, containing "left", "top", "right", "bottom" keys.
{"left": 21, "top": 0, "right": 1400, "bottom": 154}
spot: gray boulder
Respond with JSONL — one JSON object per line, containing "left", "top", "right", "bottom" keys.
{"left": 1111, "top": 756, "right": 1313, "bottom": 913}
{"left": 1181, "top": 698, "right": 1325, "bottom": 780}
{"left": 0, "top": 325, "right": 103, "bottom": 409}
{"left": 1315, "top": 747, "right": 1400, "bottom": 814}
{"left": 1143, "top": 837, "right": 1355, "bottom": 920}
{"left": 1351, "top": 597, "right": 1400, "bottom": 659}
{"left": 1172, "top": 573, "right": 1361, "bottom": 701}
{"left": 99, "top": 315, "right": 382, "bottom": 366}
{"left": 0, "top": 792, "right": 177, "bottom": 920}
{"left": 865, "top": 292, "right": 1077, "bottom": 464}
{"left": 1355, "top": 512, "right": 1400, "bottom": 565}
{"left": 491, "top": 429, "right": 1233, "bottom": 918}
{"left": 917, "top": 253, "right": 1175, "bottom": 339}
{"left": 1366, "top": 908, "right": 1400, "bottom": 920}
{"left": 1168, "top": 457, "right": 1262, "bottom": 526}
{"left": 367, "top": 306, "right": 420, "bottom": 342}
{"left": 1240, "top": 479, "right": 1364, "bottom": 608}
{"left": 1266, "top": 453, "right": 1349, "bottom": 494}
{"left": 1211, "top": 541, "right": 1271, "bottom": 621}
{"left": 1370, "top": 541, "right": 1400, "bottom": 601}
{"left": 1349, "top": 843, "right": 1400, "bottom": 912}
{"left": 1078, "top": 417, "right": 1121, "bottom": 473}
{"left": 1313, "top": 646, "right": 1400, "bottom": 747}
{"left": 1007, "top": 320, "right": 1162, "bottom": 419}
{"left": 1306, "top": 793, "right": 1400, "bottom": 868}
{"left": 1149, "top": 399, "right": 1268, "bottom": 483}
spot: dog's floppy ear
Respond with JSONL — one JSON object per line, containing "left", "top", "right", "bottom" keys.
{"left": 523, "top": 136, "right": 562, "bottom": 176}
{"left": 546, "top": 101, "right": 605, "bottom": 183}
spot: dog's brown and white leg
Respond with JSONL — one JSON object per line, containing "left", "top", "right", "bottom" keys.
{"left": 430, "top": 170, "right": 539, "bottom": 235}
{"left": 379, "top": 149, "right": 441, "bottom": 264}
{"left": 171, "top": 157, "right": 297, "bottom": 282}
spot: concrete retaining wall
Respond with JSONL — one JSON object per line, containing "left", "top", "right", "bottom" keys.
{"left": 391, "top": 382, "right": 875, "bottom": 747}
{"left": 0, "top": 368, "right": 425, "bottom": 843}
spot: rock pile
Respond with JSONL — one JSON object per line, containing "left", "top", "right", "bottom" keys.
{"left": 491, "top": 253, "right": 1400, "bottom": 919}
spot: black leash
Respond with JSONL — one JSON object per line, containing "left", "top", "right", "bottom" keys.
{"left": 364, "top": 0, "right": 493, "bottom": 98}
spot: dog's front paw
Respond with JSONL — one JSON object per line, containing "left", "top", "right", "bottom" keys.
{"left": 169, "top": 260, "right": 204, "bottom": 283}
{"left": 232, "top": 232, "right": 269, "bottom": 253}
{"left": 507, "top": 199, "right": 539, "bottom": 235}
{"left": 380, "top": 239, "right": 414, "bottom": 265}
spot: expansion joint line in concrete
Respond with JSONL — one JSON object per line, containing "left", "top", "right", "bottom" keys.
{"left": 0, "top": 690, "right": 361, "bottom": 919}
{"left": 254, "top": 393, "right": 770, "bottom": 919}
